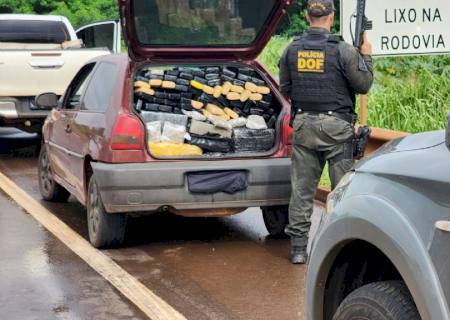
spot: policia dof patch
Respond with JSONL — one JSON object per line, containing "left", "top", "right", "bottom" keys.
{"left": 298, "top": 50, "right": 325, "bottom": 73}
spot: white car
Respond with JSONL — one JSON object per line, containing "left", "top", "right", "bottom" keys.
{"left": 0, "top": 14, "right": 121, "bottom": 132}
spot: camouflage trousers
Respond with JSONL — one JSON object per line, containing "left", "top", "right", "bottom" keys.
{"left": 286, "top": 113, "right": 355, "bottom": 247}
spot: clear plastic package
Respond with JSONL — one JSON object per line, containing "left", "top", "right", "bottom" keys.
{"left": 161, "top": 122, "right": 187, "bottom": 144}
{"left": 146, "top": 121, "right": 162, "bottom": 143}
{"left": 246, "top": 115, "right": 268, "bottom": 130}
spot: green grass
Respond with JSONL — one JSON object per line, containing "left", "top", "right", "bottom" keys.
{"left": 259, "top": 37, "right": 450, "bottom": 133}
{"left": 259, "top": 37, "right": 450, "bottom": 188}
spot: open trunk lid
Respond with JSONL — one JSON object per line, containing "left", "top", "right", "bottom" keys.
{"left": 120, "top": 0, "right": 293, "bottom": 61}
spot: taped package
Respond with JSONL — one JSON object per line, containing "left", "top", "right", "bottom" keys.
{"left": 149, "top": 142, "right": 203, "bottom": 157}
{"left": 141, "top": 111, "right": 188, "bottom": 127}
{"left": 146, "top": 121, "right": 162, "bottom": 143}
{"left": 189, "top": 120, "right": 232, "bottom": 139}
{"left": 234, "top": 128, "right": 275, "bottom": 152}
{"left": 246, "top": 115, "right": 268, "bottom": 130}
{"left": 190, "top": 135, "right": 233, "bottom": 153}
{"left": 161, "top": 122, "right": 186, "bottom": 144}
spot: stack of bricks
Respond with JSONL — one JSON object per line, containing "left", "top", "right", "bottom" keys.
{"left": 155, "top": 0, "right": 255, "bottom": 40}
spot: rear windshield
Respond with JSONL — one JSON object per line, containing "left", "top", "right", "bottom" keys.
{"left": 0, "top": 20, "right": 69, "bottom": 44}
{"left": 132, "top": 0, "right": 277, "bottom": 47}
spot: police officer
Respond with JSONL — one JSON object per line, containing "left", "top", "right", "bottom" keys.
{"left": 280, "top": 0, "right": 373, "bottom": 264}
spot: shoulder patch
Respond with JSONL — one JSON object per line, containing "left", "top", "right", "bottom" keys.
{"left": 297, "top": 50, "right": 325, "bottom": 73}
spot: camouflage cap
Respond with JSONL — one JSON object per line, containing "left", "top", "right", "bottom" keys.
{"left": 307, "top": 0, "right": 335, "bottom": 17}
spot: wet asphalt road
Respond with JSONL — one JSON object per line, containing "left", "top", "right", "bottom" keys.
{"left": 0, "top": 129, "right": 324, "bottom": 320}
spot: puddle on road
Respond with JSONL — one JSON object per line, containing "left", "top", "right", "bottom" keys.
{"left": 0, "top": 192, "right": 148, "bottom": 320}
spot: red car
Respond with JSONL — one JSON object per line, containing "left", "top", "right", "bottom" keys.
{"left": 37, "top": 0, "right": 294, "bottom": 248}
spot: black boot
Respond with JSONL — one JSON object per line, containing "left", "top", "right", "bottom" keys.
{"left": 290, "top": 246, "right": 308, "bottom": 264}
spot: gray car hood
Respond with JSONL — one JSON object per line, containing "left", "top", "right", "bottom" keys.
{"left": 375, "top": 131, "right": 445, "bottom": 154}
{"left": 355, "top": 130, "right": 448, "bottom": 182}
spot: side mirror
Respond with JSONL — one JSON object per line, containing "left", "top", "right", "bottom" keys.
{"left": 446, "top": 112, "right": 450, "bottom": 150}
{"left": 35, "top": 93, "right": 58, "bottom": 110}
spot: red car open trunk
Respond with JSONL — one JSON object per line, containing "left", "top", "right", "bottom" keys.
{"left": 119, "top": 0, "right": 294, "bottom": 160}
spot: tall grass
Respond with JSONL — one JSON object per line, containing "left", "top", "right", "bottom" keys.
{"left": 259, "top": 37, "right": 450, "bottom": 133}
{"left": 368, "top": 57, "right": 450, "bottom": 133}
{"left": 258, "top": 36, "right": 290, "bottom": 75}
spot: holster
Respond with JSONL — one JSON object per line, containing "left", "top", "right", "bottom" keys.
{"left": 289, "top": 107, "right": 297, "bottom": 128}
{"left": 353, "top": 126, "right": 372, "bottom": 159}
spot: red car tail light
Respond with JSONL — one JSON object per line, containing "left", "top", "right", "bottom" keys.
{"left": 111, "top": 114, "right": 145, "bottom": 150}
{"left": 283, "top": 113, "right": 293, "bottom": 145}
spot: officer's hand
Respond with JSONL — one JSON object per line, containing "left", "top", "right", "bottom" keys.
{"left": 360, "top": 32, "right": 373, "bottom": 56}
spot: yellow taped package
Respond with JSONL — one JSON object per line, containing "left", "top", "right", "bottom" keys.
{"left": 149, "top": 79, "right": 163, "bottom": 87}
{"left": 135, "top": 87, "right": 155, "bottom": 96}
{"left": 240, "top": 90, "right": 251, "bottom": 102}
{"left": 224, "top": 107, "right": 239, "bottom": 119}
{"left": 222, "top": 82, "right": 232, "bottom": 95}
{"left": 213, "top": 86, "right": 222, "bottom": 98}
{"left": 149, "top": 142, "right": 203, "bottom": 157}
{"left": 202, "top": 109, "right": 211, "bottom": 117}
{"left": 226, "top": 92, "right": 241, "bottom": 101}
{"left": 190, "top": 80, "right": 204, "bottom": 90}
{"left": 206, "top": 103, "right": 226, "bottom": 116}
{"left": 245, "top": 82, "right": 258, "bottom": 93}
{"left": 162, "top": 81, "right": 176, "bottom": 89}
{"left": 191, "top": 100, "right": 204, "bottom": 110}
{"left": 250, "top": 93, "right": 263, "bottom": 101}
{"left": 214, "top": 114, "right": 231, "bottom": 121}
{"left": 230, "top": 85, "right": 245, "bottom": 94}
{"left": 203, "top": 85, "right": 214, "bottom": 95}
{"left": 257, "top": 86, "right": 271, "bottom": 95}
{"left": 134, "top": 80, "right": 149, "bottom": 88}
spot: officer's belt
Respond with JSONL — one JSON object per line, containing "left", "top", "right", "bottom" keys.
{"left": 297, "top": 109, "right": 356, "bottom": 125}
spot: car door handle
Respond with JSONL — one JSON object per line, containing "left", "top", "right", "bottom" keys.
{"left": 29, "top": 60, "right": 64, "bottom": 69}
{"left": 65, "top": 125, "right": 72, "bottom": 134}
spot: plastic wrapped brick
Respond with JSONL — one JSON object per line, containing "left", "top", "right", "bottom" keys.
{"left": 146, "top": 121, "right": 162, "bottom": 143}
{"left": 182, "top": 110, "right": 207, "bottom": 121}
{"left": 190, "top": 120, "right": 232, "bottom": 138}
{"left": 209, "top": 126, "right": 232, "bottom": 139}
{"left": 149, "top": 142, "right": 203, "bottom": 157}
{"left": 207, "top": 115, "right": 232, "bottom": 130}
{"left": 161, "top": 122, "right": 186, "bottom": 144}
{"left": 233, "top": 128, "right": 275, "bottom": 152}
{"left": 190, "top": 135, "right": 233, "bottom": 153}
{"left": 246, "top": 115, "right": 268, "bottom": 130}
{"left": 141, "top": 111, "right": 188, "bottom": 127}
{"left": 229, "top": 117, "right": 248, "bottom": 128}
{"left": 190, "top": 120, "right": 214, "bottom": 136}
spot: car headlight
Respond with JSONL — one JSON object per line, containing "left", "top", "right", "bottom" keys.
{"left": 326, "top": 171, "right": 355, "bottom": 215}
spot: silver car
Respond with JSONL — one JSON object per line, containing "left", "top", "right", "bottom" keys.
{"left": 307, "top": 113, "right": 450, "bottom": 320}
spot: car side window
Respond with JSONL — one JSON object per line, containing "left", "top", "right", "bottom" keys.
{"left": 63, "top": 63, "right": 96, "bottom": 110}
{"left": 81, "top": 62, "right": 117, "bottom": 112}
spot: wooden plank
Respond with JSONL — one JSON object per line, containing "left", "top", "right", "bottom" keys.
{"left": 359, "top": 95, "right": 368, "bottom": 125}
{"left": 0, "top": 171, "right": 187, "bottom": 320}
{"left": 370, "top": 126, "right": 410, "bottom": 141}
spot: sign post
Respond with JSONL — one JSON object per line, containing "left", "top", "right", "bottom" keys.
{"left": 341, "top": 0, "right": 450, "bottom": 56}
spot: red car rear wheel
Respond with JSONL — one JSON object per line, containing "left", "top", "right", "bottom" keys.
{"left": 38, "top": 146, "right": 70, "bottom": 202}
{"left": 87, "top": 177, "right": 127, "bottom": 248}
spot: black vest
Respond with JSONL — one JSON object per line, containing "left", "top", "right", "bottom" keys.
{"left": 287, "top": 31, "right": 356, "bottom": 113}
